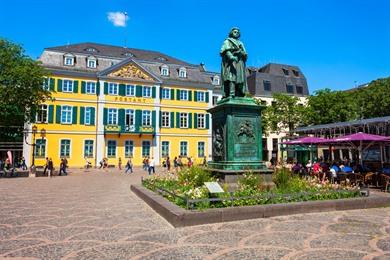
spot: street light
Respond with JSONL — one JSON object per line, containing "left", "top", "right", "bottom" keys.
{"left": 31, "top": 125, "right": 38, "bottom": 167}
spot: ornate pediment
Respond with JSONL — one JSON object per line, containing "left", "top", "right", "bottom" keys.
{"left": 108, "top": 64, "right": 154, "bottom": 81}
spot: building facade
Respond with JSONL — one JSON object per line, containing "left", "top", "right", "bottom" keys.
{"left": 247, "top": 63, "right": 310, "bottom": 162}
{"left": 23, "top": 43, "right": 220, "bottom": 168}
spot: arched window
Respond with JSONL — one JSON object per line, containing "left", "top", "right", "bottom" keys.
{"left": 212, "top": 75, "right": 220, "bottom": 85}
{"left": 161, "top": 65, "right": 169, "bottom": 76}
{"left": 179, "top": 67, "right": 187, "bottom": 78}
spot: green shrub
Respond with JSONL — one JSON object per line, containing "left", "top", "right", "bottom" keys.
{"left": 238, "top": 171, "right": 263, "bottom": 191}
{"left": 177, "top": 166, "right": 214, "bottom": 187}
{"left": 273, "top": 167, "right": 291, "bottom": 190}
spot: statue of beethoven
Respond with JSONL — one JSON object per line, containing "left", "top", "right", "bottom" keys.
{"left": 220, "top": 27, "right": 249, "bottom": 98}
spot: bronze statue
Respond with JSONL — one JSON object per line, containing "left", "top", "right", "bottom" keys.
{"left": 220, "top": 27, "right": 249, "bottom": 98}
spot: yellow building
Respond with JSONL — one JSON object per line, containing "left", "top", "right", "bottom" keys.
{"left": 23, "top": 43, "right": 222, "bottom": 168}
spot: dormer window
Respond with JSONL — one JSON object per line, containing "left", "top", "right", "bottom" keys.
{"left": 86, "top": 57, "right": 97, "bottom": 68}
{"left": 161, "top": 65, "right": 169, "bottom": 76}
{"left": 85, "top": 47, "right": 97, "bottom": 53}
{"left": 124, "top": 52, "right": 134, "bottom": 57}
{"left": 156, "top": 56, "right": 167, "bottom": 62}
{"left": 282, "top": 68, "right": 289, "bottom": 76}
{"left": 212, "top": 75, "right": 220, "bottom": 85}
{"left": 179, "top": 67, "right": 187, "bottom": 78}
{"left": 64, "top": 54, "right": 75, "bottom": 66}
{"left": 292, "top": 70, "right": 300, "bottom": 77}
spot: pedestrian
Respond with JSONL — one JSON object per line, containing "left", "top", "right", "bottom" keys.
{"left": 62, "top": 157, "right": 68, "bottom": 175}
{"left": 148, "top": 157, "right": 155, "bottom": 175}
{"left": 202, "top": 156, "right": 207, "bottom": 166}
{"left": 173, "top": 156, "right": 178, "bottom": 173}
{"left": 103, "top": 158, "right": 108, "bottom": 169}
{"left": 47, "top": 158, "right": 53, "bottom": 178}
{"left": 21, "top": 157, "right": 27, "bottom": 170}
{"left": 177, "top": 156, "right": 182, "bottom": 171}
{"left": 118, "top": 157, "right": 122, "bottom": 170}
{"left": 187, "top": 157, "right": 193, "bottom": 167}
{"left": 166, "top": 156, "right": 171, "bottom": 173}
{"left": 125, "top": 158, "right": 133, "bottom": 174}
{"left": 59, "top": 158, "right": 65, "bottom": 176}
{"left": 43, "top": 157, "right": 49, "bottom": 175}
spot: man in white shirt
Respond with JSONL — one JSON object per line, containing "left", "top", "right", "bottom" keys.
{"left": 148, "top": 157, "right": 155, "bottom": 175}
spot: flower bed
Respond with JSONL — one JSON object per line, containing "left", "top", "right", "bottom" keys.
{"left": 142, "top": 166, "right": 362, "bottom": 210}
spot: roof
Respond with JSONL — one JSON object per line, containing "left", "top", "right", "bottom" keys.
{"left": 45, "top": 42, "right": 194, "bottom": 67}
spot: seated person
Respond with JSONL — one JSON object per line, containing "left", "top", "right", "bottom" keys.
{"left": 292, "top": 162, "right": 302, "bottom": 175}
{"left": 312, "top": 162, "right": 321, "bottom": 176}
{"left": 342, "top": 165, "right": 353, "bottom": 173}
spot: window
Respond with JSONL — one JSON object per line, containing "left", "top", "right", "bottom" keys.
{"left": 87, "top": 58, "right": 96, "bottom": 68}
{"left": 63, "top": 80, "right": 73, "bottom": 92}
{"left": 42, "top": 78, "right": 50, "bottom": 90}
{"left": 161, "top": 65, "right": 169, "bottom": 76}
{"left": 36, "top": 105, "right": 48, "bottom": 123}
{"left": 123, "top": 52, "right": 134, "bottom": 57}
{"left": 179, "top": 67, "right": 187, "bottom": 78}
{"left": 180, "top": 141, "right": 188, "bottom": 157}
{"left": 161, "top": 88, "right": 170, "bottom": 99}
{"left": 126, "top": 85, "right": 135, "bottom": 96}
{"left": 85, "top": 107, "right": 92, "bottom": 125}
{"left": 282, "top": 68, "right": 289, "bottom": 76}
{"left": 125, "top": 109, "right": 135, "bottom": 126}
{"left": 213, "top": 96, "right": 219, "bottom": 106}
{"left": 108, "top": 83, "right": 118, "bottom": 95}
{"left": 161, "top": 112, "right": 170, "bottom": 128}
{"left": 292, "top": 70, "right": 300, "bottom": 77}
{"left": 142, "top": 141, "right": 151, "bottom": 157}
{"left": 272, "top": 138, "right": 278, "bottom": 151}
{"left": 108, "top": 108, "right": 118, "bottom": 125}
{"left": 263, "top": 80, "right": 271, "bottom": 91}
{"left": 196, "top": 91, "right": 205, "bottom": 102}
{"left": 86, "top": 47, "right": 97, "bottom": 52}
{"left": 198, "top": 142, "right": 205, "bottom": 157}
{"left": 296, "top": 85, "right": 303, "bottom": 94}
{"left": 262, "top": 138, "right": 268, "bottom": 161}
{"left": 64, "top": 56, "right": 74, "bottom": 66}
{"left": 212, "top": 75, "right": 220, "bottom": 85}
{"left": 60, "top": 139, "right": 71, "bottom": 157}
{"left": 142, "top": 110, "right": 151, "bottom": 126}
{"left": 286, "top": 84, "right": 294, "bottom": 94}
{"left": 84, "top": 140, "right": 94, "bottom": 158}
{"left": 107, "top": 140, "right": 116, "bottom": 157}
{"left": 197, "top": 114, "right": 205, "bottom": 129}
{"left": 179, "top": 90, "right": 188, "bottom": 100}
{"left": 142, "top": 86, "right": 151, "bottom": 97}
{"left": 34, "top": 139, "right": 46, "bottom": 158}
{"left": 86, "top": 82, "right": 96, "bottom": 94}
{"left": 180, "top": 113, "right": 188, "bottom": 128}
{"left": 125, "top": 140, "right": 134, "bottom": 157}
{"left": 61, "top": 106, "right": 72, "bottom": 124}
{"left": 161, "top": 141, "right": 169, "bottom": 157}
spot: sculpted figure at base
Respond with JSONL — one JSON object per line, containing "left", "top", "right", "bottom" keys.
{"left": 220, "top": 27, "right": 249, "bottom": 98}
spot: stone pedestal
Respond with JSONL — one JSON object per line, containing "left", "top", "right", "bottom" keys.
{"left": 207, "top": 97, "right": 269, "bottom": 172}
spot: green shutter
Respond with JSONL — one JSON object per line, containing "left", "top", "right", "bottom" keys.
{"left": 159, "top": 111, "right": 162, "bottom": 127}
{"left": 103, "top": 108, "right": 108, "bottom": 125}
{"left": 73, "top": 80, "right": 79, "bottom": 93}
{"left": 194, "top": 91, "right": 198, "bottom": 102}
{"left": 30, "top": 106, "right": 37, "bottom": 123}
{"left": 170, "top": 112, "right": 174, "bottom": 128}
{"left": 136, "top": 85, "right": 142, "bottom": 97}
{"left": 57, "top": 79, "right": 62, "bottom": 92}
{"left": 91, "top": 107, "right": 95, "bottom": 125}
{"left": 176, "top": 89, "right": 180, "bottom": 100}
{"left": 135, "top": 110, "right": 142, "bottom": 130}
{"left": 48, "top": 105, "right": 54, "bottom": 123}
{"left": 49, "top": 78, "right": 55, "bottom": 91}
{"left": 56, "top": 105, "right": 61, "bottom": 124}
{"left": 206, "top": 114, "right": 210, "bottom": 129}
{"left": 152, "top": 110, "right": 156, "bottom": 129}
{"left": 188, "top": 113, "right": 192, "bottom": 128}
{"left": 171, "top": 89, "right": 175, "bottom": 100}
{"left": 188, "top": 91, "right": 192, "bottom": 101}
{"left": 72, "top": 107, "right": 78, "bottom": 124}
{"left": 96, "top": 81, "right": 100, "bottom": 96}
{"left": 119, "top": 109, "right": 125, "bottom": 129}
{"left": 194, "top": 113, "right": 198, "bottom": 129}
{"left": 81, "top": 81, "right": 86, "bottom": 94}
{"left": 152, "top": 86, "right": 156, "bottom": 98}
{"left": 205, "top": 92, "right": 209, "bottom": 103}
{"left": 159, "top": 87, "right": 163, "bottom": 99}
{"left": 176, "top": 112, "right": 180, "bottom": 128}
{"left": 104, "top": 82, "right": 108, "bottom": 95}
{"left": 119, "top": 84, "right": 125, "bottom": 96}
{"left": 80, "top": 107, "right": 85, "bottom": 125}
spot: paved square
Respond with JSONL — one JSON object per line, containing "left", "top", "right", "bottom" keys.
{"left": 0, "top": 168, "right": 389, "bottom": 259}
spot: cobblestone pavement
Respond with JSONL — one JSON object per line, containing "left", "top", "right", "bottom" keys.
{"left": 0, "top": 167, "right": 389, "bottom": 259}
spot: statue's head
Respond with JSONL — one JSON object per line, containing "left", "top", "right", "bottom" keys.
{"left": 229, "top": 27, "right": 240, "bottom": 39}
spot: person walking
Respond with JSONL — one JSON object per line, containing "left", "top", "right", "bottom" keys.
{"left": 21, "top": 157, "right": 27, "bottom": 170}
{"left": 173, "top": 157, "right": 178, "bottom": 174}
{"left": 125, "top": 158, "right": 133, "bottom": 174}
{"left": 166, "top": 156, "right": 171, "bottom": 173}
{"left": 47, "top": 158, "right": 53, "bottom": 178}
{"left": 148, "top": 157, "right": 155, "bottom": 175}
{"left": 43, "top": 157, "right": 49, "bottom": 175}
{"left": 62, "top": 157, "right": 68, "bottom": 175}
{"left": 118, "top": 157, "right": 122, "bottom": 170}
{"left": 59, "top": 158, "right": 66, "bottom": 176}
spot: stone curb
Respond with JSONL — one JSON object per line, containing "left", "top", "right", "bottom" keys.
{"left": 131, "top": 185, "right": 390, "bottom": 228}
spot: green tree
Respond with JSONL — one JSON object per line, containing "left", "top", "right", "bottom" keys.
{"left": 263, "top": 93, "right": 305, "bottom": 134}
{"left": 0, "top": 39, "right": 51, "bottom": 140}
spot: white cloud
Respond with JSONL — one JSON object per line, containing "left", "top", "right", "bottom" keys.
{"left": 107, "top": 12, "right": 128, "bottom": 27}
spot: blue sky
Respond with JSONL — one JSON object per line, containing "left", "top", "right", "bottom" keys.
{"left": 1, "top": 0, "right": 389, "bottom": 92}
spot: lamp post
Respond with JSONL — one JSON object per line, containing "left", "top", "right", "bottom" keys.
{"left": 31, "top": 125, "right": 38, "bottom": 167}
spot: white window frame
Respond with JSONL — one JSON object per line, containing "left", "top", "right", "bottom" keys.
{"left": 125, "top": 109, "right": 135, "bottom": 126}
{"left": 180, "top": 141, "right": 188, "bottom": 157}
{"left": 64, "top": 56, "right": 74, "bottom": 66}
{"left": 126, "top": 84, "right": 136, "bottom": 96}
{"left": 179, "top": 67, "right": 187, "bottom": 78}
{"left": 60, "top": 139, "right": 71, "bottom": 158}
{"left": 161, "top": 88, "right": 171, "bottom": 99}
{"left": 161, "top": 141, "right": 170, "bottom": 157}
{"left": 61, "top": 105, "right": 72, "bottom": 124}
{"left": 142, "top": 140, "right": 151, "bottom": 157}
{"left": 107, "top": 140, "right": 117, "bottom": 158}
{"left": 84, "top": 139, "right": 94, "bottom": 158}
{"left": 87, "top": 58, "right": 97, "bottom": 68}
{"left": 161, "top": 65, "right": 169, "bottom": 76}
{"left": 108, "top": 82, "right": 119, "bottom": 95}
{"left": 86, "top": 81, "right": 96, "bottom": 94}
{"left": 108, "top": 108, "right": 118, "bottom": 125}
{"left": 179, "top": 90, "right": 188, "bottom": 101}
{"left": 85, "top": 107, "right": 92, "bottom": 125}
{"left": 34, "top": 138, "right": 47, "bottom": 158}
{"left": 180, "top": 112, "right": 188, "bottom": 128}
{"left": 197, "top": 91, "right": 205, "bottom": 102}
{"left": 161, "top": 111, "right": 170, "bottom": 128}
{"left": 125, "top": 140, "right": 134, "bottom": 158}
{"left": 142, "top": 86, "right": 152, "bottom": 97}
{"left": 42, "top": 78, "right": 50, "bottom": 91}
{"left": 212, "top": 75, "right": 220, "bottom": 85}
{"left": 63, "top": 80, "right": 74, "bottom": 92}
{"left": 36, "top": 105, "right": 48, "bottom": 123}
{"left": 142, "top": 110, "right": 152, "bottom": 126}
{"left": 197, "top": 113, "right": 205, "bottom": 129}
